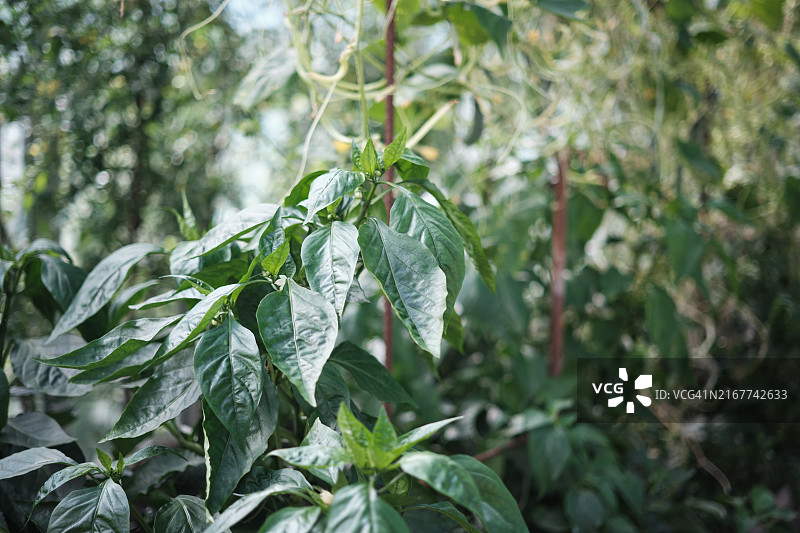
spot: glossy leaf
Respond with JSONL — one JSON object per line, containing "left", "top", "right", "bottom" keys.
{"left": 301, "top": 222, "right": 359, "bottom": 316}
{"left": 284, "top": 170, "right": 328, "bottom": 208}
{"left": 268, "top": 446, "right": 349, "bottom": 470}
{"left": 358, "top": 218, "right": 447, "bottom": 357}
{"left": 394, "top": 417, "right": 461, "bottom": 456}
{"left": 394, "top": 150, "right": 430, "bottom": 181}
{"left": 10, "top": 336, "right": 92, "bottom": 397}
{"left": 131, "top": 287, "right": 204, "bottom": 310}
{"left": 182, "top": 203, "right": 278, "bottom": 259}
{"left": 258, "top": 507, "right": 321, "bottom": 533}
{"left": 399, "top": 452, "right": 482, "bottom": 517}
{"left": 38, "top": 255, "right": 87, "bottom": 312}
{"left": 300, "top": 419, "right": 343, "bottom": 485}
{"left": 102, "top": 349, "right": 201, "bottom": 441}
{"left": 33, "top": 462, "right": 100, "bottom": 509}
{"left": 402, "top": 179, "right": 495, "bottom": 292}
{"left": 40, "top": 316, "right": 180, "bottom": 370}
{"left": 329, "top": 342, "right": 415, "bottom": 406}
{"left": 107, "top": 280, "right": 160, "bottom": 325}
{"left": 451, "top": 455, "right": 529, "bottom": 533}
{"left": 47, "top": 479, "right": 130, "bottom": 533}
{"left": 194, "top": 316, "right": 264, "bottom": 450}
{"left": 303, "top": 169, "right": 365, "bottom": 223}
{"left": 390, "top": 187, "right": 465, "bottom": 323}
{"left": 69, "top": 343, "right": 158, "bottom": 385}
{"left": 205, "top": 471, "right": 312, "bottom": 533}
{"left": 121, "top": 445, "right": 185, "bottom": 468}
{"left": 204, "top": 373, "right": 279, "bottom": 513}
{"left": 49, "top": 243, "right": 161, "bottom": 340}
{"left": 0, "top": 447, "right": 76, "bottom": 481}
{"left": 151, "top": 283, "right": 242, "bottom": 364}
{"left": 324, "top": 483, "right": 409, "bottom": 533}
{"left": 257, "top": 279, "right": 338, "bottom": 407}
{"left": 0, "top": 413, "right": 75, "bottom": 448}
{"left": 153, "top": 495, "right": 208, "bottom": 533}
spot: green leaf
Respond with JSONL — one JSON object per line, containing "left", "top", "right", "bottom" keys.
{"left": 565, "top": 489, "right": 606, "bottom": 533}
{"left": 303, "top": 169, "right": 365, "bottom": 223}
{"left": 33, "top": 462, "right": 100, "bottom": 510}
{"left": 96, "top": 448, "right": 113, "bottom": 472}
{"left": 445, "top": 2, "right": 512, "bottom": 49}
{"left": 37, "top": 255, "right": 85, "bottom": 311}
{"left": 394, "top": 150, "right": 430, "bottom": 181}
{"left": 205, "top": 471, "right": 313, "bottom": 533}
{"left": 359, "top": 218, "right": 447, "bottom": 357}
{"left": 325, "top": 483, "right": 410, "bottom": 533}
{"left": 102, "top": 348, "right": 201, "bottom": 441}
{"left": 151, "top": 283, "right": 242, "bottom": 364}
{"left": 194, "top": 316, "right": 264, "bottom": 451}
{"left": 301, "top": 364, "right": 350, "bottom": 429}
{"left": 382, "top": 129, "right": 407, "bottom": 169}
{"left": 121, "top": 445, "right": 185, "bottom": 468}
{"left": 9, "top": 336, "right": 92, "bottom": 397}
{"left": 0, "top": 413, "right": 75, "bottom": 448}
{"left": 49, "top": 243, "right": 162, "bottom": 341}
{"left": 181, "top": 190, "right": 201, "bottom": 240}
{"left": 268, "top": 446, "right": 349, "bottom": 470}
{"left": 127, "top": 450, "right": 203, "bottom": 497}
{"left": 107, "top": 280, "right": 160, "bottom": 325}
{"left": 390, "top": 187, "right": 465, "bottom": 323}
{"left": 329, "top": 342, "right": 415, "bottom": 406}
{"left": 676, "top": 139, "right": 722, "bottom": 181}
{"left": 450, "top": 455, "right": 529, "bottom": 533}
{"left": 47, "top": 479, "right": 129, "bottom": 533}
{"left": 39, "top": 316, "right": 180, "bottom": 370}
{"left": 0, "top": 447, "right": 76, "bottom": 481}
{"left": 361, "top": 139, "right": 379, "bottom": 175}
{"left": 443, "top": 311, "right": 464, "bottom": 353}
{"left": 153, "top": 495, "right": 208, "bottom": 533}
{"left": 394, "top": 417, "right": 461, "bottom": 456}
{"left": 535, "top": 0, "right": 589, "bottom": 21}
{"left": 301, "top": 222, "right": 360, "bottom": 317}
{"left": 352, "top": 142, "right": 363, "bottom": 172}
{"left": 262, "top": 239, "right": 291, "bottom": 278}
{"left": 403, "top": 502, "right": 481, "bottom": 533}
{"left": 399, "top": 452, "right": 482, "bottom": 517}
{"left": 257, "top": 279, "right": 338, "bottom": 407}
{"left": 285, "top": 170, "right": 328, "bottom": 208}
{"left": 527, "top": 424, "right": 571, "bottom": 495}
{"left": 0, "top": 373, "right": 7, "bottom": 432}
{"left": 645, "top": 286, "right": 687, "bottom": 358}
{"left": 300, "top": 419, "right": 344, "bottom": 485}
{"left": 665, "top": 218, "right": 705, "bottom": 288}
{"left": 69, "top": 344, "right": 158, "bottom": 385}
{"left": 401, "top": 180, "right": 494, "bottom": 292}
{"left": 130, "top": 287, "right": 203, "bottom": 310}
{"left": 204, "top": 373, "right": 279, "bottom": 513}
{"left": 258, "top": 507, "right": 321, "bottom": 533}
{"left": 336, "top": 404, "right": 373, "bottom": 470}
{"left": 182, "top": 203, "right": 279, "bottom": 259}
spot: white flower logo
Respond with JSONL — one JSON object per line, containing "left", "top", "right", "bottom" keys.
{"left": 608, "top": 368, "right": 652, "bottom": 413}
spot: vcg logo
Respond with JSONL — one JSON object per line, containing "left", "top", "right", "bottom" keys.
{"left": 592, "top": 368, "right": 653, "bottom": 413}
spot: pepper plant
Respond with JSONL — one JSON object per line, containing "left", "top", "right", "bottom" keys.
{"left": 0, "top": 132, "right": 525, "bottom": 532}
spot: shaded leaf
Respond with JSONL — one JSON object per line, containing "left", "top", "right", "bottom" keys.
{"left": 527, "top": 424, "right": 571, "bottom": 495}
{"left": 329, "top": 342, "right": 415, "bottom": 406}
{"left": 399, "top": 452, "right": 482, "bottom": 517}
{"left": 182, "top": 203, "right": 278, "bottom": 259}
{"left": 445, "top": 2, "right": 512, "bottom": 49}
{"left": 153, "top": 495, "right": 208, "bottom": 533}
{"left": 0, "top": 413, "right": 75, "bottom": 448}
{"left": 33, "top": 462, "right": 100, "bottom": 509}
{"left": 258, "top": 507, "right": 321, "bottom": 533}
{"left": 194, "top": 316, "right": 264, "bottom": 451}
{"left": 102, "top": 349, "right": 201, "bottom": 441}
{"left": 107, "top": 280, "right": 160, "bottom": 325}
{"left": 403, "top": 502, "right": 480, "bottom": 533}
{"left": 284, "top": 170, "right": 328, "bottom": 208}
{"left": 10, "top": 336, "right": 92, "bottom": 397}
{"left": 49, "top": 243, "right": 161, "bottom": 340}
{"left": 130, "top": 287, "right": 203, "bottom": 310}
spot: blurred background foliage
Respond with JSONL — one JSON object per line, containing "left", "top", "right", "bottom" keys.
{"left": 2, "top": 0, "right": 800, "bottom": 531}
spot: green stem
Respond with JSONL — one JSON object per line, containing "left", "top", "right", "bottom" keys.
{"left": 356, "top": 181, "right": 379, "bottom": 226}
{"left": 377, "top": 472, "right": 406, "bottom": 494}
{"left": 165, "top": 421, "right": 204, "bottom": 456}
{"left": 129, "top": 502, "right": 154, "bottom": 533}
{"left": 0, "top": 268, "right": 20, "bottom": 368}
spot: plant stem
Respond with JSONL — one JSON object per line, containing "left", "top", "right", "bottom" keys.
{"left": 355, "top": 181, "right": 379, "bottom": 226}
{"left": 0, "top": 268, "right": 20, "bottom": 368}
{"left": 378, "top": 472, "right": 405, "bottom": 494}
{"left": 165, "top": 421, "right": 204, "bottom": 456}
{"left": 129, "top": 502, "right": 154, "bottom": 533}
{"left": 383, "top": 0, "right": 397, "bottom": 419}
